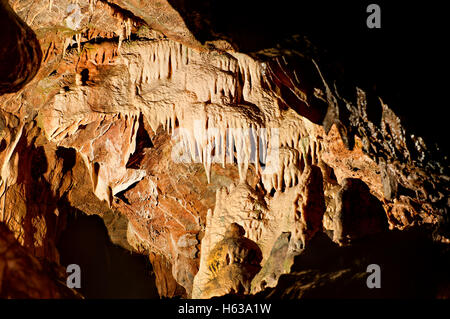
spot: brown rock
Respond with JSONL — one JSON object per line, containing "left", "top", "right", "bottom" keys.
{"left": 332, "top": 178, "right": 389, "bottom": 245}
{"left": 0, "top": 222, "right": 80, "bottom": 298}
{"left": 149, "top": 252, "right": 186, "bottom": 298}
{"left": 0, "top": 0, "right": 447, "bottom": 300}
{"left": 200, "top": 223, "right": 262, "bottom": 298}
{"left": 293, "top": 165, "right": 326, "bottom": 250}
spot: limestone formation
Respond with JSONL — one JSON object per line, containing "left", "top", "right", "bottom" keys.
{"left": 0, "top": 0, "right": 448, "bottom": 299}
{"left": 198, "top": 223, "right": 262, "bottom": 298}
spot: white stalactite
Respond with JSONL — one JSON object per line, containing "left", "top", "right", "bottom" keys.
{"left": 75, "top": 33, "right": 82, "bottom": 54}
{"left": 115, "top": 40, "right": 318, "bottom": 189}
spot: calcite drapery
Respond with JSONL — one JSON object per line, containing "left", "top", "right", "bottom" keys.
{"left": 0, "top": 0, "right": 447, "bottom": 298}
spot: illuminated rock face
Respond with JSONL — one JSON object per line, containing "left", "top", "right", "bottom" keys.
{"left": 0, "top": 0, "right": 448, "bottom": 298}
{"left": 196, "top": 223, "right": 262, "bottom": 298}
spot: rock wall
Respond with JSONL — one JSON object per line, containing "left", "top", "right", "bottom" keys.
{"left": 0, "top": 0, "right": 448, "bottom": 298}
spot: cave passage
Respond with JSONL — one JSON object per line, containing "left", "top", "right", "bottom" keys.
{"left": 57, "top": 212, "right": 159, "bottom": 299}
{"left": 258, "top": 229, "right": 450, "bottom": 298}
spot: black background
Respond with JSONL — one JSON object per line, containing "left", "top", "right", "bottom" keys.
{"left": 169, "top": 0, "right": 447, "bottom": 151}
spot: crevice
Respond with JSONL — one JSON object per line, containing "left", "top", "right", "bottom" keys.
{"left": 126, "top": 114, "right": 153, "bottom": 169}
{"left": 55, "top": 147, "right": 76, "bottom": 174}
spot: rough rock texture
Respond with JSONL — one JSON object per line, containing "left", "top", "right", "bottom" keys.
{"left": 0, "top": 223, "right": 80, "bottom": 298}
{"left": 197, "top": 223, "right": 262, "bottom": 298}
{"left": 250, "top": 232, "right": 292, "bottom": 294}
{"left": 149, "top": 252, "right": 187, "bottom": 298}
{"left": 329, "top": 178, "right": 389, "bottom": 245}
{"left": 0, "top": 0, "right": 448, "bottom": 299}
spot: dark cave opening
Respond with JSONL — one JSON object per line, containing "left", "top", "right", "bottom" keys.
{"left": 57, "top": 211, "right": 159, "bottom": 299}
{"left": 257, "top": 228, "right": 450, "bottom": 298}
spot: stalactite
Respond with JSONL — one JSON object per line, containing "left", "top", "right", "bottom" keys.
{"left": 75, "top": 33, "right": 82, "bottom": 54}
{"left": 89, "top": 0, "right": 96, "bottom": 14}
